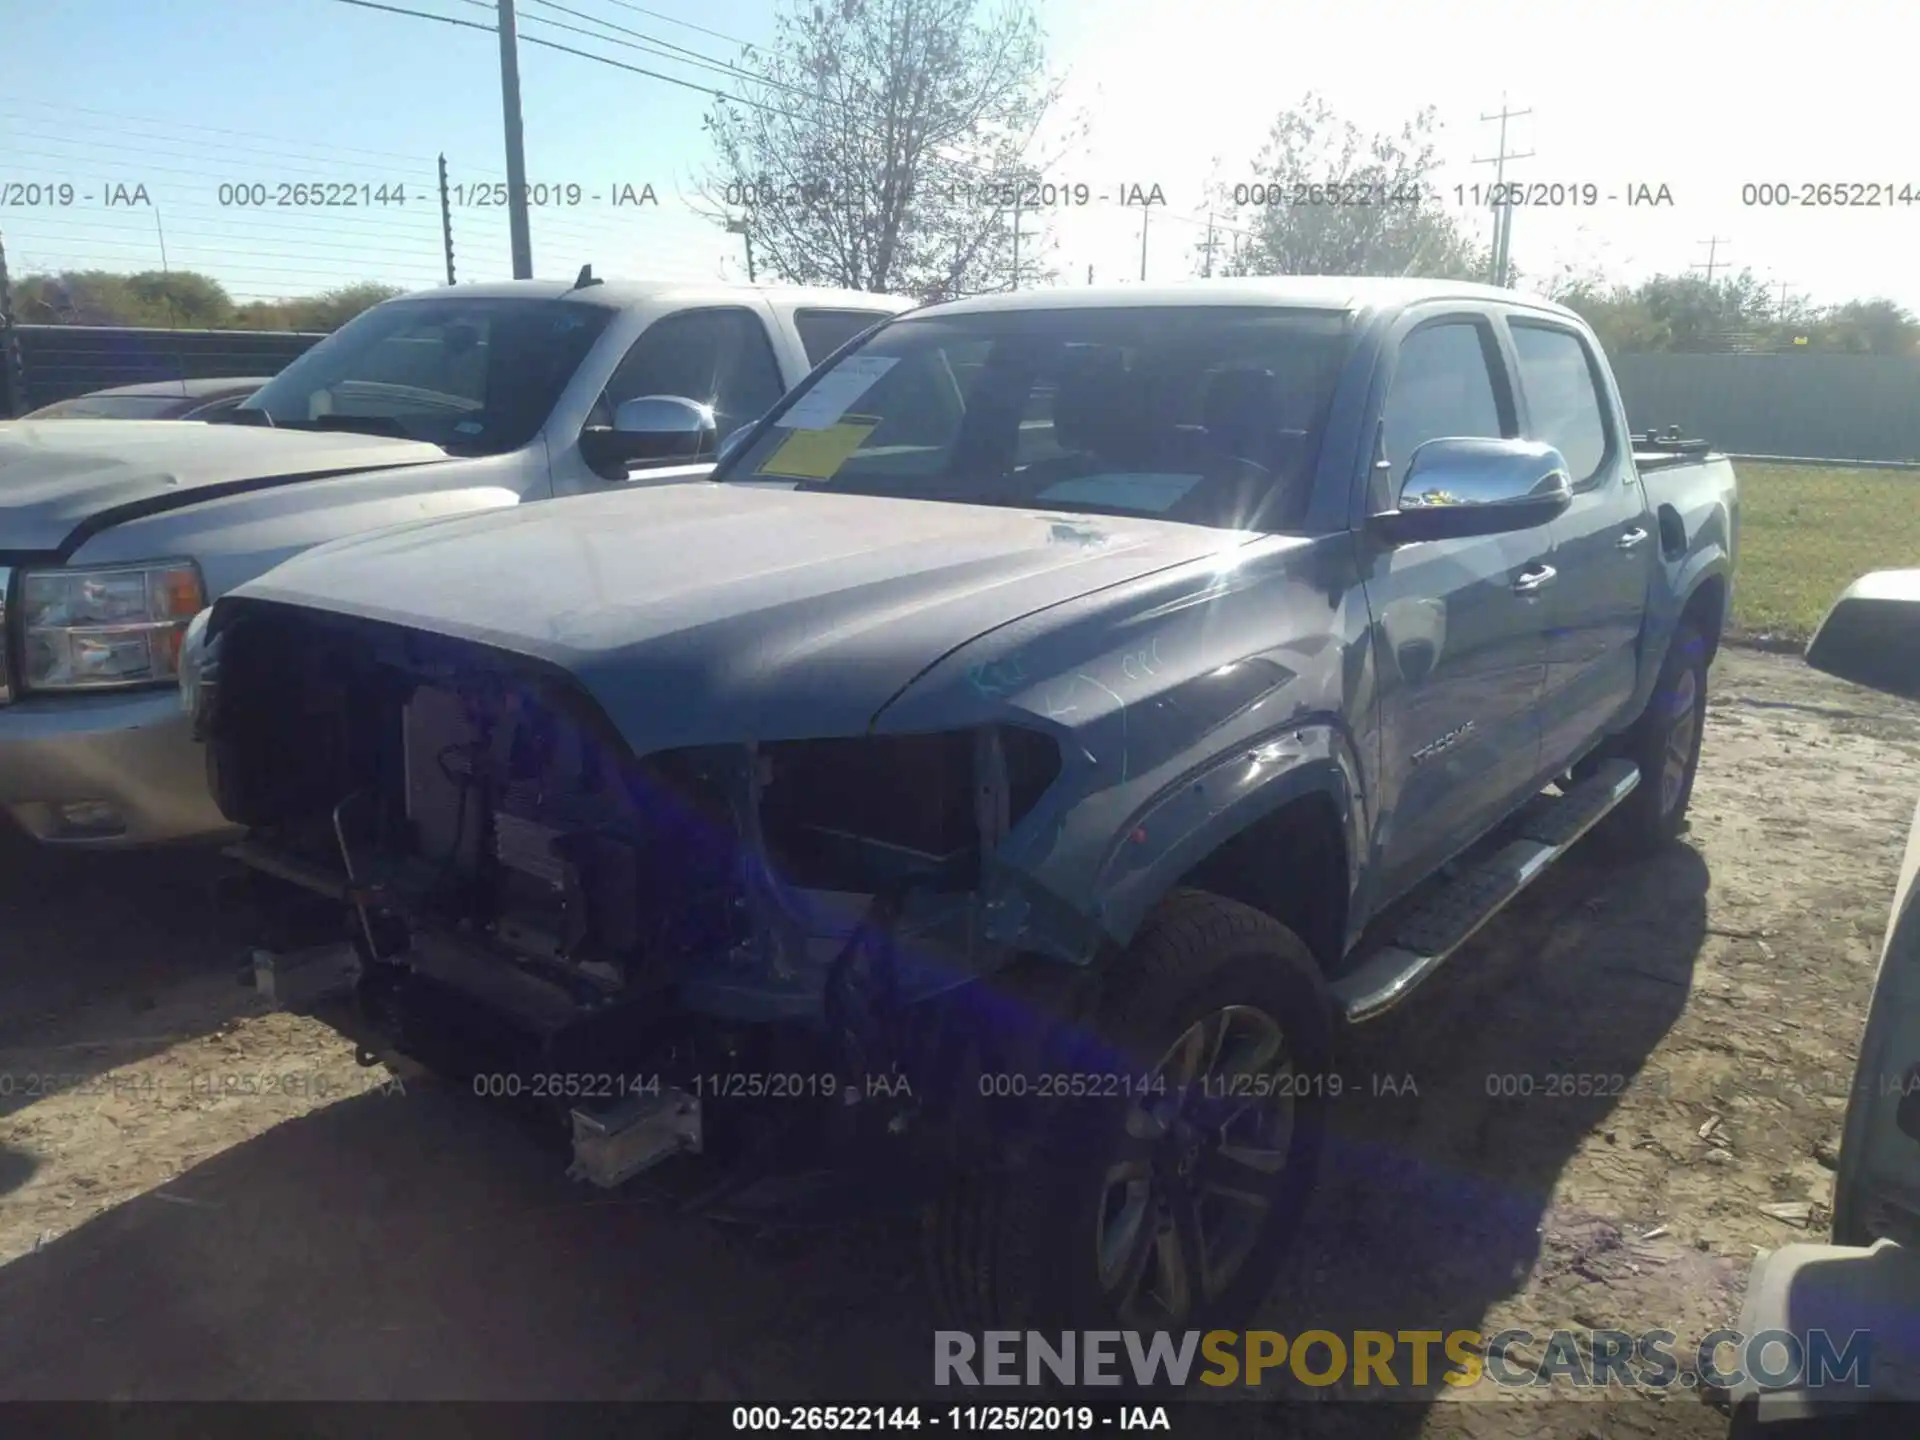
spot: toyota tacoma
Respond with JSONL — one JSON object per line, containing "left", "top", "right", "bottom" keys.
{"left": 187, "top": 276, "right": 1738, "bottom": 1333}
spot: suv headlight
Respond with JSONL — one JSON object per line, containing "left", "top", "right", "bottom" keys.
{"left": 18, "top": 560, "right": 207, "bottom": 692}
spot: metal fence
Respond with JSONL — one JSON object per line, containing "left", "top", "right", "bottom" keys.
{"left": 4, "top": 324, "right": 325, "bottom": 415}
{"left": 10, "top": 322, "right": 1920, "bottom": 466}
{"left": 1613, "top": 352, "right": 1920, "bottom": 466}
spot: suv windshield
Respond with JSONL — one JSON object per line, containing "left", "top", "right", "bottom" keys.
{"left": 722, "top": 305, "right": 1356, "bottom": 531}
{"left": 218, "top": 296, "right": 614, "bottom": 455}
{"left": 27, "top": 394, "right": 183, "bottom": 420}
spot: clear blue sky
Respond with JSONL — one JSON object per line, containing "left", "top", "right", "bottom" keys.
{"left": 5, "top": 0, "right": 1917, "bottom": 313}
{"left": 1, "top": 0, "right": 813, "bottom": 299}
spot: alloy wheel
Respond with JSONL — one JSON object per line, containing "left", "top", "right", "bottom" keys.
{"left": 1093, "top": 1004, "right": 1297, "bottom": 1325}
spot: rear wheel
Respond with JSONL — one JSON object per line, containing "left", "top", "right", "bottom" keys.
{"left": 924, "top": 890, "right": 1333, "bottom": 1336}
{"left": 1597, "top": 619, "right": 1709, "bottom": 855}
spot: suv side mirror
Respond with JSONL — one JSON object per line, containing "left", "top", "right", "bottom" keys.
{"left": 1370, "top": 437, "right": 1573, "bottom": 544}
{"left": 1806, "top": 570, "right": 1920, "bottom": 701}
{"left": 580, "top": 394, "right": 717, "bottom": 471}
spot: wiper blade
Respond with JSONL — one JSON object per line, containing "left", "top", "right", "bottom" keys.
{"left": 207, "top": 407, "right": 274, "bottom": 427}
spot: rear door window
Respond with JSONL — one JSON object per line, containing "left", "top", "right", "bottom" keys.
{"left": 793, "top": 309, "right": 899, "bottom": 367}
{"left": 600, "top": 307, "right": 787, "bottom": 442}
{"left": 1509, "top": 321, "right": 1612, "bottom": 486}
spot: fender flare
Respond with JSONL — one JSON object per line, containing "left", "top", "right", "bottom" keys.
{"left": 1628, "top": 549, "right": 1732, "bottom": 725}
{"left": 1085, "top": 719, "right": 1366, "bottom": 948}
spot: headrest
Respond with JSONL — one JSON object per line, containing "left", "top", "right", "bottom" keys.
{"left": 1051, "top": 347, "right": 1132, "bottom": 454}
{"left": 1202, "top": 368, "right": 1279, "bottom": 456}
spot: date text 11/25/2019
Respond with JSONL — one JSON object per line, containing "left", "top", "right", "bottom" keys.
{"left": 730, "top": 1405, "right": 1173, "bottom": 1431}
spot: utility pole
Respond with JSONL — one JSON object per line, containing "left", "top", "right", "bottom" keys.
{"left": 1475, "top": 94, "right": 1533, "bottom": 287}
{"left": 153, "top": 209, "right": 188, "bottom": 387}
{"left": 725, "top": 217, "right": 755, "bottom": 282}
{"left": 1010, "top": 187, "right": 1023, "bottom": 290}
{"left": 1691, "top": 237, "right": 1730, "bottom": 285}
{"left": 1200, "top": 212, "right": 1220, "bottom": 278}
{"left": 1086, "top": 264, "right": 1093, "bottom": 285}
{"left": 1775, "top": 278, "right": 1792, "bottom": 315}
{"left": 497, "top": 0, "right": 533, "bottom": 279}
{"left": 438, "top": 154, "right": 456, "bottom": 285}
{"left": 1139, "top": 202, "right": 1150, "bottom": 281}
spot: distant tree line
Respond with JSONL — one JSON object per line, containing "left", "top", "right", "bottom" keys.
{"left": 1545, "top": 271, "right": 1919, "bottom": 356}
{"left": 7, "top": 270, "right": 401, "bottom": 332}
{"left": 11, "top": 258, "right": 1914, "bottom": 361}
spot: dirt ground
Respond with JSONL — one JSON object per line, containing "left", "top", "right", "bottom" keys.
{"left": 1, "top": 644, "right": 1914, "bottom": 1436}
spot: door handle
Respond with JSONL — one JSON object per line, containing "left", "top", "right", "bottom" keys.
{"left": 1512, "top": 564, "right": 1557, "bottom": 595}
{"left": 1617, "top": 527, "right": 1649, "bottom": 550}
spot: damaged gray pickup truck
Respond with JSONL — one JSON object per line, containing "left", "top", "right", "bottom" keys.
{"left": 186, "top": 277, "right": 1737, "bottom": 1334}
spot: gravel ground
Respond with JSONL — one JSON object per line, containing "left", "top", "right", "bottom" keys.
{"left": 0, "top": 645, "right": 1913, "bottom": 1437}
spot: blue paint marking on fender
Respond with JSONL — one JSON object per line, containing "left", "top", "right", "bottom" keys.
{"left": 1088, "top": 720, "right": 1362, "bottom": 945}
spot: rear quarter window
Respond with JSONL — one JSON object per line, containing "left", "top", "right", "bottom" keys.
{"left": 794, "top": 308, "right": 898, "bottom": 367}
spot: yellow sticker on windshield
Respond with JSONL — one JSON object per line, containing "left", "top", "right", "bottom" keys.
{"left": 755, "top": 417, "right": 877, "bottom": 480}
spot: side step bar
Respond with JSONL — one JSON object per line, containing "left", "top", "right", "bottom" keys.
{"left": 1328, "top": 758, "right": 1641, "bottom": 1024}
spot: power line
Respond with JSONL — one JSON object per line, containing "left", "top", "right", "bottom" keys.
{"left": 320, "top": 0, "right": 807, "bottom": 120}
{"left": 320, "top": 0, "right": 1064, "bottom": 194}
{"left": 599, "top": 0, "right": 754, "bottom": 49}
{"left": 517, "top": 30, "right": 806, "bottom": 120}
{"left": 1, "top": 223, "right": 449, "bottom": 266}
{"left": 326, "top": 0, "right": 497, "bottom": 34}
{"left": 0, "top": 97, "right": 446, "bottom": 167}
{"left": 1692, "top": 237, "right": 1731, "bottom": 284}
{"left": 1156, "top": 206, "right": 1257, "bottom": 241}
{"left": 519, "top": 0, "right": 811, "bottom": 97}
{"left": 0, "top": 128, "right": 440, "bottom": 189}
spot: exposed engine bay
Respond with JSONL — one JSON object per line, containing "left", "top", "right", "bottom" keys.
{"left": 199, "top": 599, "right": 1073, "bottom": 1206}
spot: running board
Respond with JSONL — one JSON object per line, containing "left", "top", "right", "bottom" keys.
{"left": 1329, "top": 758, "right": 1641, "bottom": 1024}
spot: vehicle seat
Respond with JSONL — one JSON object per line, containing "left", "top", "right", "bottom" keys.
{"left": 1023, "top": 347, "right": 1139, "bottom": 487}
{"left": 1201, "top": 367, "right": 1281, "bottom": 469}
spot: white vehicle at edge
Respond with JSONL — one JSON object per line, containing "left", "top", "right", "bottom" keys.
{"left": 0, "top": 275, "right": 913, "bottom": 845}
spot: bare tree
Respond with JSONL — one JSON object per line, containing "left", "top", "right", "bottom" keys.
{"left": 697, "top": 0, "right": 1081, "bottom": 299}
{"left": 1211, "top": 94, "right": 1486, "bottom": 280}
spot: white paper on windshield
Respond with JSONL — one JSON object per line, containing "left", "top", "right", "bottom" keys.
{"left": 776, "top": 355, "right": 899, "bottom": 430}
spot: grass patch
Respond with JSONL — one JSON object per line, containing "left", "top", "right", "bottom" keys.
{"left": 1728, "top": 463, "right": 1920, "bottom": 644}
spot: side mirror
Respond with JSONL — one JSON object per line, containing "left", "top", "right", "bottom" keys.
{"left": 1806, "top": 570, "right": 1920, "bottom": 701}
{"left": 1370, "top": 437, "right": 1573, "bottom": 544}
{"left": 579, "top": 394, "right": 717, "bottom": 471}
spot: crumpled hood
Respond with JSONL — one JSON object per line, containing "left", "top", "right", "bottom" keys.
{"left": 230, "top": 482, "right": 1245, "bottom": 752}
{"left": 0, "top": 419, "right": 451, "bottom": 553}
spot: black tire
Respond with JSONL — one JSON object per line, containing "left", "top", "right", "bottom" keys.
{"left": 924, "top": 889, "right": 1334, "bottom": 1339}
{"left": 1598, "top": 619, "right": 1710, "bottom": 855}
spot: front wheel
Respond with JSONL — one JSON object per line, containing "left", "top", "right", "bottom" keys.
{"left": 1598, "top": 619, "right": 1710, "bottom": 855}
{"left": 924, "top": 890, "right": 1333, "bottom": 1336}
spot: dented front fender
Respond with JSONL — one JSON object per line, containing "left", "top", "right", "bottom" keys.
{"left": 875, "top": 530, "right": 1378, "bottom": 963}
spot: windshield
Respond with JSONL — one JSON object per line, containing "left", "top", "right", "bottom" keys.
{"left": 721, "top": 305, "right": 1355, "bottom": 531}
{"left": 221, "top": 296, "right": 614, "bottom": 454}
{"left": 27, "top": 394, "right": 185, "bottom": 420}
